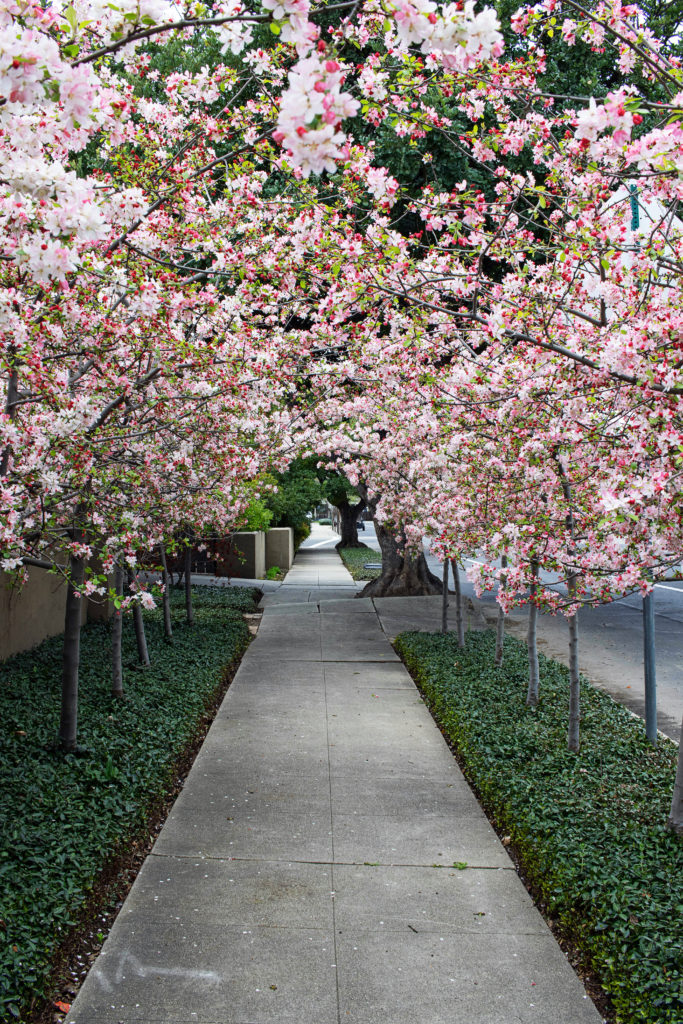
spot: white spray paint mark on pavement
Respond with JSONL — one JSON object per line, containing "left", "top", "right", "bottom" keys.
{"left": 93, "top": 951, "right": 221, "bottom": 992}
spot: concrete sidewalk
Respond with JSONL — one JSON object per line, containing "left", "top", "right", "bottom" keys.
{"left": 68, "top": 526, "right": 603, "bottom": 1024}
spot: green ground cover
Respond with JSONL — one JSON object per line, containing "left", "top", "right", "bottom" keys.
{"left": 395, "top": 628, "right": 682, "bottom": 1024}
{"left": 337, "top": 545, "right": 381, "bottom": 581}
{"left": 0, "top": 586, "right": 258, "bottom": 1022}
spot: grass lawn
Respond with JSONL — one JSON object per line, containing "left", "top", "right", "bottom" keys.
{"left": 395, "top": 628, "right": 682, "bottom": 1024}
{"left": 0, "top": 586, "right": 258, "bottom": 1023}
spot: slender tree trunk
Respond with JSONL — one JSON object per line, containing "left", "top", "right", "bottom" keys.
{"left": 567, "top": 573, "right": 580, "bottom": 752}
{"left": 556, "top": 457, "right": 581, "bottom": 751}
{"left": 526, "top": 559, "right": 540, "bottom": 706}
{"left": 129, "top": 572, "right": 151, "bottom": 666}
{"left": 111, "top": 566, "right": 124, "bottom": 697}
{"left": 184, "top": 546, "right": 194, "bottom": 625}
{"left": 643, "top": 591, "right": 657, "bottom": 745}
{"left": 494, "top": 554, "right": 508, "bottom": 668}
{"left": 0, "top": 363, "right": 19, "bottom": 478}
{"left": 159, "top": 545, "right": 173, "bottom": 639}
{"left": 441, "top": 559, "right": 449, "bottom": 633}
{"left": 667, "top": 717, "right": 683, "bottom": 834}
{"left": 59, "top": 549, "right": 86, "bottom": 751}
{"left": 451, "top": 558, "right": 465, "bottom": 647}
{"left": 335, "top": 498, "right": 367, "bottom": 549}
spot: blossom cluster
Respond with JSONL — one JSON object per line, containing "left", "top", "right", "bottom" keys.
{"left": 274, "top": 54, "right": 360, "bottom": 176}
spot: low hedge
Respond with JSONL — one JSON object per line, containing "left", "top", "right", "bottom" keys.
{"left": 0, "top": 586, "right": 258, "bottom": 1022}
{"left": 337, "top": 544, "right": 381, "bottom": 581}
{"left": 395, "top": 629, "right": 682, "bottom": 1024}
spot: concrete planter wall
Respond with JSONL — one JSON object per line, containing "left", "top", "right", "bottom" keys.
{"left": 265, "top": 528, "right": 294, "bottom": 572}
{"left": 214, "top": 531, "right": 266, "bottom": 579}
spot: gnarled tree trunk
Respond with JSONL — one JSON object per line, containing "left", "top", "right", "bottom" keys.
{"left": 335, "top": 497, "right": 367, "bottom": 549}
{"left": 357, "top": 519, "right": 442, "bottom": 598}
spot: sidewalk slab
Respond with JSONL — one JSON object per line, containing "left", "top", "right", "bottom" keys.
{"left": 323, "top": 660, "right": 418, "bottom": 695}
{"left": 67, "top": 524, "right": 603, "bottom": 1024}
{"left": 331, "top": 863, "right": 547, "bottom": 934}
{"left": 119, "top": 855, "right": 335, "bottom": 930}
{"left": 153, "top": 803, "right": 334, "bottom": 861}
{"left": 79, "top": 924, "right": 339, "bottom": 1024}
{"left": 335, "top": 930, "right": 600, "bottom": 1024}
{"left": 329, "top": 774, "right": 482, "bottom": 816}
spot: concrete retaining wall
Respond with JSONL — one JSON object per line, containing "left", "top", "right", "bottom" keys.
{"left": 265, "top": 528, "right": 294, "bottom": 572}
{"left": 0, "top": 568, "right": 70, "bottom": 662}
{"left": 1, "top": 563, "right": 113, "bottom": 664}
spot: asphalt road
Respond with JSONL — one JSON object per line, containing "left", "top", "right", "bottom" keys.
{"left": 355, "top": 521, "right": 682, "bottom": 743}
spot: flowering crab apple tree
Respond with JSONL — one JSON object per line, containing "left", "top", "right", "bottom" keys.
{"left": 1, "top": 0, "right": 682, "bottom": 791}
{"left": 0, "top": 0, "right": 320, "bottom": 746}
{"left": 243, "top": 0, "right": 683, "bottom": 762}
{"left": 1, "top": 0, "right": 506, "bottom": 568}
{"left": 0, "top": 26, "right": 300, "bottom": 735}
{"left": 252, "top": 1, "right": 680, "bottom": 809}
{"left": 0, "top": 0, "right": 506, "bottom": 572}
{"left": 291, "top": 4, "right": 682, "bottom": 812}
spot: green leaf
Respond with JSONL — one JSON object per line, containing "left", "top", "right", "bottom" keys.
{"left": 63, "top": 4, "right": 78, "bottom": 31}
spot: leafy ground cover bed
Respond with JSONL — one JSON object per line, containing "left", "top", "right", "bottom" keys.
{"left": 337, "top": 544, "right": 381, "bottom": 581}
{"left": 0, "top": 586, "right": 258, "bottom": 1023}
{"left": 395, "top": 629, "right": 682, "bottom": 1024}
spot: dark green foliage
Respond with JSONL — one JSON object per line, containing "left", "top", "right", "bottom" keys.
{"left": 321, "top": 469, "right": 359, "bottom": 510}
{"left": 395, "top": 629, "right": 682, "bottom": 1024}
{"left": 266, "top": 459, "right": 323, "bottom": 533}
{"left": 0, "top": 587, "right": 257, "bottom": 1022}
{"left": 337, "top": 545, "right": 381, "bottom": 581}
{"left": 292, "top": 519, "right": 311, "bottom": 551}
{"left": 641, "top": 0, "right": 683, "bottom": 56}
